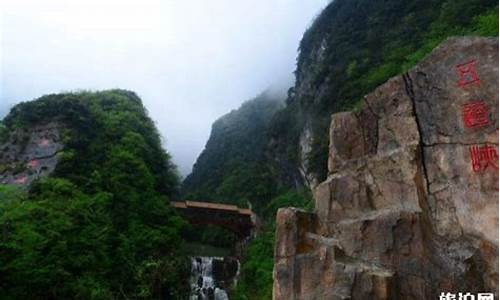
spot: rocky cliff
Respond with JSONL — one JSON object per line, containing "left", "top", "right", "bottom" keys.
{"left": 268, "top": 0, "right": 497, "bottom": 190}
{"left": 273, "top": 37, "right": 498, "bottom": 299}
{"left": 0, "top": 122, "right": 64, "bottom": 185}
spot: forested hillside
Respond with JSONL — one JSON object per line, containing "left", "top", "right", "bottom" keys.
{"left": 182, "top": 91, "right": 285, "bottom": 214}
{"left": 0, "top": 90, "right": 189, "bottom": 299}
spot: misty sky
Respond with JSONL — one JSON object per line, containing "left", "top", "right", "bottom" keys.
{"left": 0, "top": 0, "right": 328, "bottom": 176}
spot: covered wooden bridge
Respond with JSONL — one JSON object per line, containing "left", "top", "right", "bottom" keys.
{"left": 170, "top": 201, "right": 255, "bottom": 238}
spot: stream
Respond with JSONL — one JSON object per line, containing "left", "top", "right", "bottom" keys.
{"left": 189, "top": 257, "right": 239, "bottom": 300}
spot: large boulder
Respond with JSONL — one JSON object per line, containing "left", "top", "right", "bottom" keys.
{"left": 273, "top": 37, "right": 498, "bottom": 299}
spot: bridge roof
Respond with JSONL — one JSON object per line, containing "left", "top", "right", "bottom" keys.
{"left": 171, "top": 201, "right": 252, "bottom": 216}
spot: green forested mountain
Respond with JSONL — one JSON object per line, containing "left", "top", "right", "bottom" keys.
{"left": 182, "top": 91, "right": 285, "bottom": 214}
{"left": 0, "top": 90, "right": 189, "bottom": 299}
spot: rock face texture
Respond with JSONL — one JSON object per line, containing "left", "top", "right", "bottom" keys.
{"left": 273, "top": 37, "right": 498, "bottom": 299}
{"left": 0, "top": 122, "right": 64, "bottom": 185}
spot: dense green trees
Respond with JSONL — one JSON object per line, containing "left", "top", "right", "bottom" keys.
{"left": 0, "top": 90, "right": 189, "bottom": 299}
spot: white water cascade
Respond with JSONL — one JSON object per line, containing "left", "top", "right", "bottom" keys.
{"left": 190, "top": 257, "right": 230, "bottom": 300}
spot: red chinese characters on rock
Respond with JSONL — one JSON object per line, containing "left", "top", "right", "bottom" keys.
{"left": 462, "top": 101, "right": 490, "bottom": 128}
{"left": 455, "top": 60, "right": 497, "bottom": 174}
{"left": 456, "top": 60, "right": 480, "bottom": 88}
{"left": 469, "top": 144, "right": 498, "bottom": 173}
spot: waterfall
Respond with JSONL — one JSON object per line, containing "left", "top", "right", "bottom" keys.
{"left": 190, "top": 257, "right": 230, "bottom": 300}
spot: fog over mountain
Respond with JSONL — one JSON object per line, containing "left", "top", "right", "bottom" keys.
{"left": 0, "top": 0, "right": 328, "bottom": 175}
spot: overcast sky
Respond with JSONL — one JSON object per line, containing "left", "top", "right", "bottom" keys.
{"left": 0, "top": 0, "right": 328, "bottom": 176}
